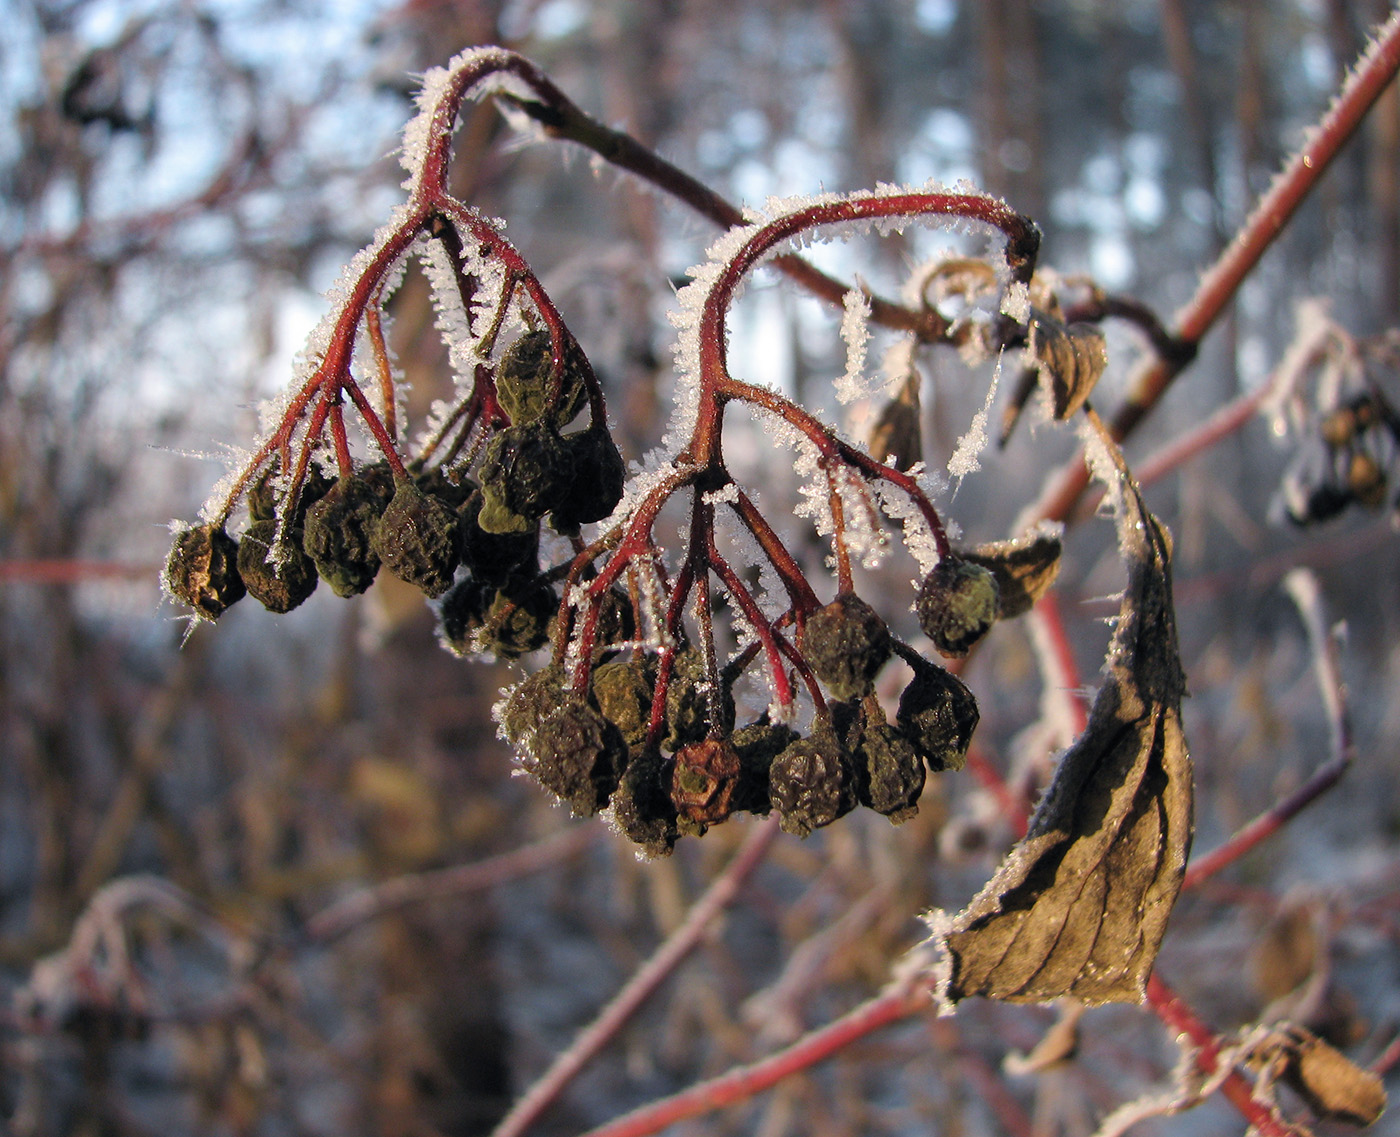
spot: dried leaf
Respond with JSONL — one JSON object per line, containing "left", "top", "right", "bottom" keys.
{"left": 1031, "top": 310, "right": 1108, "bottom": 420}
{"left": 935, "top": 426, "right": 1192, "bottom": 1006}
{"left": 961, "top": 524, "right": 1064, "bottom": 619}
{"left": 868, "top": 372, "right": 922, "bottom": 471}
{"left": 1251, "top": 1026, "right": 1387, "bottom": 1128}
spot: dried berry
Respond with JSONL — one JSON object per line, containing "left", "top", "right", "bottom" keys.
{"left": 236, "top": 519, "right": 318, "bottom": 614}
{"left": 527, "top": 696, "right": 627, "bottom": 817}
{"left": 478, "top": 422, "right": 573, "bottom": 529}
{"left": 916, "top": 557, "right": 999, "bottom": 657}
{"left": 437, "top": 576, "right": 492, "bottom": 656}
{"left": 730, "top": 721, "right": 797, "bottom": 814}
{"left": 855, "top": 722, "right": 925, "bottom": 823}
{"left": 552, "top": 424, "right": 626, "bottom": 530}
{"left": 249, "top": 461, "right": 333, "bottom": 525}
{"left": 610, "top": 747, "right": 679, "bottom": 857}
{"left": 768, "top": 727, "right": 856, "bottom": 837}
{"left": 372, "top": 479, "right": 461, "bottom": 598}
{"left": 498, "top": 664, "right": 564, "bottom": 747}
{"left": 303, "top": 475, "right": 387, "bottom": 597}
{"left": 483, "top": 576, "right": 557, "bottom": 658}
{"left": 896, "top": 657, "right": 979, "bottom": 772}
{"left": 664, "top": 648, "right": 734, "bottom": 750}
{"left": 670, "top": 738, "right": 742, "bottom": 836}
{"left": 495, "top": 330, "right": 588, "bottom": 428}
{"left": 591, "top": 657, "right": 655, "bottom": 749}
{"left": 458, "top": 487, "right": 539, "bottom": 586}
{"left": 165, "top": 523, "right": 245, "bottom": 620}
{"left": 799, "top": 592, "right": 891, "bottom": 700}
{"left": 414, "top": 466, "right": 475, "bottom": 511}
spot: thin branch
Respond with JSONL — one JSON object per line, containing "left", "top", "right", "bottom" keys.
{"left": 1033, "top": 9, "right": 1400, "bottom": 524}
{"left": 490, "top": 816, "right": 782, "bottom": 1137}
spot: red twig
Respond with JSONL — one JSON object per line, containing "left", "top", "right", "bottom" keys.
{"left": 490, "top": 817, "right": 782, "bottom": 1137}
{"left": 1033, "top": 9, "right": 1400, "bottom": 525}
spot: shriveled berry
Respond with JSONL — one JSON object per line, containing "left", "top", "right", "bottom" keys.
{"left": 372, "top": 480, "right": 461, "bottom": 598}
{"left": 249, "top": 462, "right": 333, "bottom": 525}
{"left": 479, "top": 422, "right": 573, "bottom": 527}
{"left": 730, "top": 722, "right": 798, "bottom": 814}
{"left": 495, "top": 330, "right": 588, "bottom": 428}
{"left": 437, "top": 577, "right": 492, "bottom": 656}
{"left": 664, "top": 648, "right": 734, "bottom": 750}
{"left": 916, "top": 557, "right": 999, "bottom": 657}
{"left": 303, "top": 475, "right": 386, "bottom": 597}
{"left": 483, "top": 576, "right": 558, "bottom": 659}
{"left": 236, "top": 519, "right": 318, "bottom": 614}
{"left": 769, "top": 728, "right": 856, "bottom": 837}
{"left": 527, "top": 696, "right": 627, "bottom": 817}
{"left": 591, "top": 657, "right": 655, "bottom": 749}
{"left": 670, "top": 739, "right": 742, "bottom": 836}
{"left": 610, "top": 747, "right": 679, "bottom": 857}
{"left": 551, "top": 424, "right": 626, "bottom": 530}
{"left": 165, "top": 523, "right": 245, "bottom": 620}
{"left": 855, "top": 723, "right": 925, "bottom": 823}
{"left": 497, "top": 664, "right": 564, "bottom": 747}
{"left": 896, "top": 658, "right": 979, "bottom": 772}
{"left": 415, "top": 466, "right": 475, "bottom": 511}
{"left": 799, "top": 593, "right": 891, "bottom": 699}
{"left": 459, "top": 487, "right": 539, "bottom": 585}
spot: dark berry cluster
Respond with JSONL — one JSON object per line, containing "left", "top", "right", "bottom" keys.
{"left": 166, "top": 49, "right": 1053, "bottom": 856}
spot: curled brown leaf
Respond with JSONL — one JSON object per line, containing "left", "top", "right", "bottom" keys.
{"left": 932, "top": 419, "right": 1192, "bottom": 1006}
{"left": 961, "top": 524, "right": 1063, "bottom": 619}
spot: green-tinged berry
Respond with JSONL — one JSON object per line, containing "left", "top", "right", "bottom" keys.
{"left": 484, "top": 577, "right": 557, "bottom": 658}
{"left": 896, "top": 658, "right": 979, "bottom": 772}
{"left": 459, "top": 487, "right": 539, "bottom": 585}
{"left": 479, "top": 422, "right": 573, "bottom": 525}
{"left": 610, "top": 748, "right": 679, "bottom": 857}
{"left": 303, "top": 475, "right": 386, "bottom": 597}
{"left": 799, "top": 592, "right": 891, "bottom": 699}
{"left": 495, "top": 330, "right": 588, "bottom": 428}
{"left": 768, "top": 727, "right": 856, "bottom": 837}
{"left": 236, "top": 519, "right": 317, "bottom": 614}
{"left": 551, "top": 424, "right": 626, "bottom": 530}
{"left": 855, "top": 723, "right": 925, "bottom": 823}
{"left": 165, "top": 523, "right": 245, "bottom": 620}
{"left": 527, "top": 696, "right": 627, "bottom": 817}
{"left": 670, "top": 739, "right": 742, "bottom": 836}
{"left": 916, "top": 557, "right": 1000, "bottom": 657}
{"left": 591, "top": 657, "right": 655, "bottom": 749}
{"left": 372, "top": 480, "right": 461, "bottom": 598}
{"left": 438, "top": 577, "right": 492, "bottom": 656}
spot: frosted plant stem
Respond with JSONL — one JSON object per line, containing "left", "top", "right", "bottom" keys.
{"left": 489, "top": 816, "right": 781, "bottom": 1137}
{"left": 1034, "top": 8, "right": 1400, "bottom": 525}
{"left": 1145, "top": 974, "right": 1297, "bottom": 1137}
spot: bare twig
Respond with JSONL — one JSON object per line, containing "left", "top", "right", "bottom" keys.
{"left": 490, "top": 816, "right": 781, "bottom": 1137}
{"left": 1033, "top": 9, "right": 1400, "bottom": 525}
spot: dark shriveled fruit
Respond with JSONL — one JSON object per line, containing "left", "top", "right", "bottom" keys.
{"left": 551, "top": 424, "right": 626, "bottom": 530}
{"left": 896, "top": 657, "right": 979, "bottom": 772}
{"left": 165, "top": 523, "right": 245, "bottom": 620}
{"left": 495, "top": 330, "right": 588, "bottom": 428}
{"left": 730, "top": 722, "right": 797, "bottom": 814}
{"left": 372, "top": 480, "right": 461, "bottom": 598}
{"left": 458, "top": 487, "right": 539, "bottom": 586}
{"left": 478, "top": 422, "right": 573, "bottom": 528}
{"left": 769, "top": 727, "right": 856, "bottom": 837}
{"left": 527, "top": 697, "right": 627, "bottom": 817}
{"left": 236, "top": 520, "right": 318, "bottom": 614}
{"left": 303, "top": 475, "right": 386, "bottom": 597}
{"left": 917, "top": 557, "right": 999, "bottom": 657}
{"left": 855, "top": 723, "right": 925, "bottom": 822}
{"left": 799, "top": 592, "right": 891, "bottom": 699}
{"left": 610, "top": 748, "right": 679, "bottom": 857}
{"left": 591, "top": 657, "right": 655, "bottom": 749}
